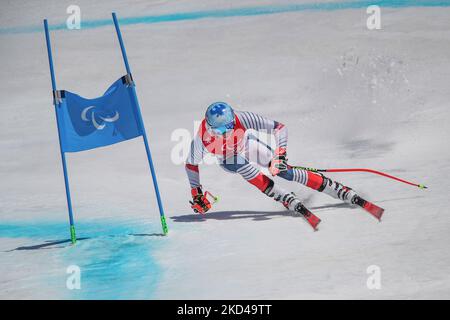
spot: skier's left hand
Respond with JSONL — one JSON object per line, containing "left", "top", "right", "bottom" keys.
{"left": 269, "top": 147, "right": 288, "bottom": 176}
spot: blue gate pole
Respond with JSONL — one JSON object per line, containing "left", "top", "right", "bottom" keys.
{"left": 112, "top": 13, "right": 168, "bottom": 235}
{"left": 44, "top": 20, "right": 77, "bottom": 244}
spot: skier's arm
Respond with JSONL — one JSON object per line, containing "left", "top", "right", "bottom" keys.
{"left": 236, "top": 111, "right": 288, "bottom": 149}
{"left": 185, "top": 135, "right": 212, "bottom": 214}
{"left": 185, "top": 134, "right": 205, "bottom": 188}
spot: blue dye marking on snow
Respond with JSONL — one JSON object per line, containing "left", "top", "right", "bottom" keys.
{"left": 0, "top": 219, "right": 164, "bottom": 299}
{"left": 1, "top": 0, "right": 449, "bottom": 35}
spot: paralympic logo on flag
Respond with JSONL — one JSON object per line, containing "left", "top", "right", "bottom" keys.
{"left": 55, "top": 77, "right": 142, "bottom": 153}
{"left": 81, "top": 105, "right": 120, "bottom": 130}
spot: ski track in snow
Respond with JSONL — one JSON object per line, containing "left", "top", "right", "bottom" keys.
{"left": 0, "top": 0, "right": 449, "bottom": 299}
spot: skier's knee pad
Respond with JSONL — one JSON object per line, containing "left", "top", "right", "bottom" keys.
{"left": 248, "top": 173, "right": 271, "bottom": 192}
{"left": 306, "top": 171, "right": 325, "bottom": 190}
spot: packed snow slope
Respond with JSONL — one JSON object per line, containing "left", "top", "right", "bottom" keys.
{"left": 0, "top": 0, "right": 449, "bottom": 299}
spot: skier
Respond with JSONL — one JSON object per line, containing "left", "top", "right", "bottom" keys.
{"left": 185, "top": 102, "right": 383, "bottom": 229}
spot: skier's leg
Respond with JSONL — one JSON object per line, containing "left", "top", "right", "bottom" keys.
{"left": 220, "top": 155, "right": 302, "bottom": 211}
{"left": 242, "top": 135, "right": 356, "bottom": 204}
{"left": 278, "top": 167, "right": 358, "bottom": 204}
{"left": 244, "top": 133, "right": 274, "bottom": 168}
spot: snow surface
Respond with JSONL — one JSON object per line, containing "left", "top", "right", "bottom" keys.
{"left": 0, "top": 0, "right": 449, "bottom": 299}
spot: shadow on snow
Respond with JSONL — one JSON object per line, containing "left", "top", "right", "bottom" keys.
{"left": 171, "top": 202, "right": 353, "bottom": 223}
{"left": 5, "top": 233, "right": 165, "bottom": 252}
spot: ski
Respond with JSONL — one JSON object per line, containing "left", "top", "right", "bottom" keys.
{"left": 353, "top": 196, "right": 384, "bottom": 221}
{"left": 294, "top": 204, "right": 321, "bottom": 231}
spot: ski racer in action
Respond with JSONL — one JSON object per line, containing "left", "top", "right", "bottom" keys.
{"left": 185, "top": 102, "right": 384, "bottom": 229}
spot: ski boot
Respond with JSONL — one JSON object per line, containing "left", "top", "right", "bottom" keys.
{"left": 264, "top": 181, "right": 321, "bottom": 230}
{"left": 319, "top": 176, "right": 384, "bottom": 220}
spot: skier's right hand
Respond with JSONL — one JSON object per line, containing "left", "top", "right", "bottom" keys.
{"left": 269, "top": 147, "right": 288, "bottom": 176}
{"left": 189, "top": 187, "right": 211, "bottom": 214}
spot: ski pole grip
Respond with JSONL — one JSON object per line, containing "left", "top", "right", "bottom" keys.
{"left": 204, "top": 191, "right": 219, "bottom": 203}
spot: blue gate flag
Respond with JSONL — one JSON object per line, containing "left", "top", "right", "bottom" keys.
{"left": 55, "top": 76, "right": 142, "bottom": 153}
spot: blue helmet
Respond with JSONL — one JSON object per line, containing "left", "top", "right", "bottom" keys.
{"left": 205, "top": 102, "right": 235, "bottom": 135}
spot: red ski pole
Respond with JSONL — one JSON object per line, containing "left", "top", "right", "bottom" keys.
{"left": 290, "top": 166, "right": 427, "bottom": 189}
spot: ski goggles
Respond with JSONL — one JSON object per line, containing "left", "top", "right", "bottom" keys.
{"left": 206, "top": 120, "right": 235, "bottom": 135}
